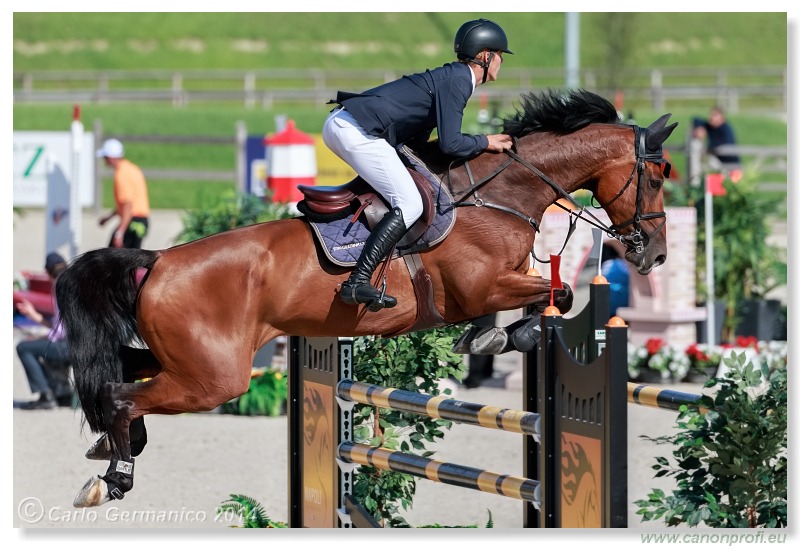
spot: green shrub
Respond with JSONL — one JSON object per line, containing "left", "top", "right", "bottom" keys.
{"left": 351, "top": 326, "right": 468, "bottom": 527}
{"left": 635, "top": 351, "right": 787, "bottom": 528}
{"left": 216, "top": 494, "right": 287, "bottom": 528}
{"left": 175, "top": 189, "right": 294, "bottom": 244}
{"left": 221, "top": 368, "right": 287, "bottom": 417}
{"left": 691, "top": 171, "right": 787, "bottom": 341}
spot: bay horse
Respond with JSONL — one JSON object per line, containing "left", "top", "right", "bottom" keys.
{"left": 55, "top": 89, "right": 676, "bottom": 507}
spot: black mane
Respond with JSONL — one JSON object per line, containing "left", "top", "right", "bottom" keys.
{"left": 502, "top": 89, "right": 620, "bottom": 137}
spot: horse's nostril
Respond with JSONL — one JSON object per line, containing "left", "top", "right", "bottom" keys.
{"left": 654, "top": 254, "right": 666, "bottom": 267}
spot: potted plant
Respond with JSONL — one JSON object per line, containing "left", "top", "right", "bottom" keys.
{"left": 683, "top": 343, "right": 722, "bottom": 383}
{"left": 693, "top": 170, "right": 787, "bottom": 343}
{"left": 175, "top": 190, "right": 294, "bottom": 245}
{"left": 628, "top": 338, "right": 690, "bottom": 383}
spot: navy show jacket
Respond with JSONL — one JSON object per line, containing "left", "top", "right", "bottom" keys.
{"left": 332, "top": 62, "right": 489, "bottom": 158}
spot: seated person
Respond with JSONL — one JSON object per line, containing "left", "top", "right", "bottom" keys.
{"left": 14, "top": 252, "right": 73, "bottom": 410}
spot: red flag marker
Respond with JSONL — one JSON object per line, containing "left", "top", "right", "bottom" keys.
{"left": 705, "top": 173, "right": 726, "bottom": 196}
{"left": 549, "top": 254, "right": 562, "bottom": 306}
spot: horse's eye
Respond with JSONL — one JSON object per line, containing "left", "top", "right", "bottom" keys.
{"left": 649, "top": 179, "right": 662, "bottom": 190}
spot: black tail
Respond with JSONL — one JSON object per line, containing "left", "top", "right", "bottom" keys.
{"left": 55, "top": 248, "right": 158, "bottom": 433}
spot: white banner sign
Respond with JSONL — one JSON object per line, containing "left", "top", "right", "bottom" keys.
{"left": 13, "top": 131, "right": 95, "bottom": 207}
{"left": 45, "top": 159, "right": 73, "bottom": 257}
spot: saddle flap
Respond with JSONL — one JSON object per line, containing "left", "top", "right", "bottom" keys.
{"left": 410, "top": 170, "right": 435, "bottom": 226}
{"left": 397, "top": 170, "right": 435, "bottom": 248}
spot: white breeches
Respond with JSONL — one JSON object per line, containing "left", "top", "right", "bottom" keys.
{"left": 322, "top": 107, "right": 424, "bottom": 229}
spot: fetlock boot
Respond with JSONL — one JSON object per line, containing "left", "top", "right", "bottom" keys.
{"left": 340, "top": 207, "right": 407, "bottom": 311}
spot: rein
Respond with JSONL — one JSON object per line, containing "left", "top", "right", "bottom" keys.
{"left": 447, "top": 128, "right": 667, "bottom": 258}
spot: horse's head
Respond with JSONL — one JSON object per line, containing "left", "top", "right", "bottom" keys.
{"left": 595, "top": 114, "right": 678, "bottom": 274}
{"left": 452, "top": 89, "right": 678, "bottom": 276}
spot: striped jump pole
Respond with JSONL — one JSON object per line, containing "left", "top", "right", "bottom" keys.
{"left": 288, "top": 280, "right": 628, "bottom": 528}
{"left": 337, "top": 380, "right": 541, "bottom": 440}
{"left": 338, "top": 442, "right": 541, "bottom": 504}
{"left": 627, "top": 382, "right": 710, "bottom": 413}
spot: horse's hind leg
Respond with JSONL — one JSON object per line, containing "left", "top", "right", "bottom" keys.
{"left": 85, "top": 347, "right": 160, "bottom": 461}
{"left": 74, "top": 380, "right": 148, "bottom": 507}
{"left": 84, "top": 420, "right": 146, "bottom": 460}
{"left": 73, "top": 362, "right": 252, "bottom": 508}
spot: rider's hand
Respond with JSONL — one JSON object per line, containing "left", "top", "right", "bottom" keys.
{"left": 485, "top": 134, "right": 513, "bottom": 153}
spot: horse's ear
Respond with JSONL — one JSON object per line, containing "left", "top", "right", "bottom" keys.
{"left": 647, "top": 120, "right": 679, "bottom": 150}
{"left": 647, "top": 113, "right": 672, "bottom": 133}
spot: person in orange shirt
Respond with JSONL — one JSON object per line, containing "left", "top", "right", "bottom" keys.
{"left": 96, "top": 138, "right": 151, "bottom": 248}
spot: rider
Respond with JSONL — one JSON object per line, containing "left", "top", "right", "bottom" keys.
{"left": 324, "top": 18, "right": 514, "bottom": 311}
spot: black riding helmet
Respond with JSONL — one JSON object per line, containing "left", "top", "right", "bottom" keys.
{"left": 454, "top": 19, "right": 513, "bottom": 60}
{"left": 454, "top": 19, "right": 512, "bottom": 84}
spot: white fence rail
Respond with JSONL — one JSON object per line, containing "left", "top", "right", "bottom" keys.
{"left": 14, "top": 66, "right": 788, "bottom": 113}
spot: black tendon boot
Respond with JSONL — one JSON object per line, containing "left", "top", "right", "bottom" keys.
{"left": 340, "top": 207, "right": 407, "bottom": 311}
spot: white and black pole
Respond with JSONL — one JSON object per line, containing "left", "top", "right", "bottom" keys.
{"left": 704, "top": 174, "right": 720, "bottom": 346}
{"left": 69, "top": 104, "right": 83, "bottom": 258}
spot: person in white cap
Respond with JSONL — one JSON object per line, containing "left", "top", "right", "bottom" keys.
{"left": 96, "top": 138, "right": 151, "bottom": 248}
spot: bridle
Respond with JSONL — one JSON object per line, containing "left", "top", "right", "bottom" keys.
{"left": 448, "top": 125, "right": 670, "bottom": 259}
{"left": 596, "top": 126, "right": 669, "bottom": 254}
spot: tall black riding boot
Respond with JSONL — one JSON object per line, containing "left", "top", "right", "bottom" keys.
{"left": 340, "top": 207, "right": 407, "bottom": 311}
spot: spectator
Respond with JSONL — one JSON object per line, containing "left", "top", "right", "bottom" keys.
{"left": 14, "top": 252, "right": 73, "bottom": 410}
{"left": 96, "top": 138, "right": 151, "bottom": 248}
{"left": 692, "top": 106, "right": 741, "bottom": 167}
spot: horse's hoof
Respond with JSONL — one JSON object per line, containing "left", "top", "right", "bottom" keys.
{"left": 470, "top": 328, "right": 508, "bottom": 355}
{"left": 453, "top": 324, "right": 497, "bottom": 354}
{"left": 85, "top": 433, "right": 112, "bottom": 460}
{"left": 452, "top": 325, "right": 480, "bottom": 354}
{"left": 73, "top": 476, "right": 112, "bottom": 508}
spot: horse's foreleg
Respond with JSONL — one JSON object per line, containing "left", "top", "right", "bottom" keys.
{"left": 485, "top": 271, "right": 573, "bottom": 314}
{"left": 454, "top": 313, "right": 544, "bottom": 355}
{"left": 450, "top": 271, "right": 572, "bottom": 356}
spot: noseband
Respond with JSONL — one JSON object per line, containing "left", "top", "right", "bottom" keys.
{"left": 449, "top": 125, "right": 669, "bottom": 257}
